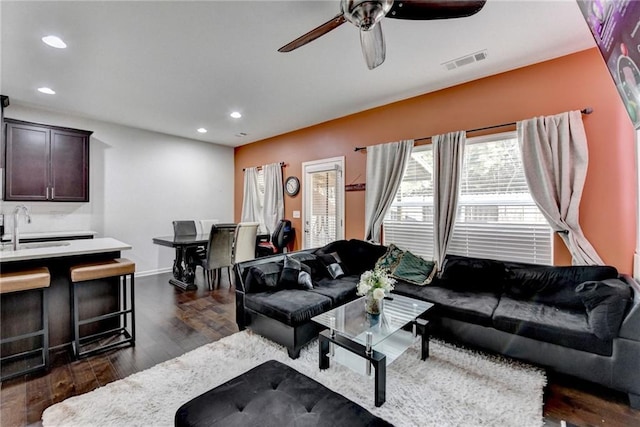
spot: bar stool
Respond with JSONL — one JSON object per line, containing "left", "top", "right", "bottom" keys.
{"left": 0, "top": 267, "right": 50, "bottom": 381}
{"left": 69, "top": 258, "right": 135, "bottom": 358}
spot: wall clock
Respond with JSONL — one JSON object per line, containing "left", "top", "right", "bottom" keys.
{"left": 285, "top": 176, "right": 300, "bottom": 196}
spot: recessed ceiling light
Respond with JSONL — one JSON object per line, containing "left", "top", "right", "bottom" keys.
{"left": 197, "top": 128, "right": 207, "bottom": 133}
{"left": 230, "top": 111, "right": 242, "bottom": 119}
{"left": 42, "top": 35, "right": 67, "bottom": 49}
{"left": 37, "top": 87, "right": 56, "bottom": 95}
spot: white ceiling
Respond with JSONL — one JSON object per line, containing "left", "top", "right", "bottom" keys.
{"left": 1, "top": 0, "right": 596, "bottom": 147}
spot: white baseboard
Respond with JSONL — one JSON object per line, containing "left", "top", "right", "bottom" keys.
{"left": 135, "top": 267, "right": 172, "bottom": 278}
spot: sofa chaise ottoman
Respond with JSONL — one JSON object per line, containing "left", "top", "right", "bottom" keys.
{"left": 174, "top": 360, "right": 392, "bottom": 427}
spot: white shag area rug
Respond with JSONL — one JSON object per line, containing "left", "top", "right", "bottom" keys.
{"left": 42, "top": 331, "right": 546, "bottom": 427}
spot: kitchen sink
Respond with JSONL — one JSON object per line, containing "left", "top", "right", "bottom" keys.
{"left": 0, "top": 241, "right": 71, "bottom": 251}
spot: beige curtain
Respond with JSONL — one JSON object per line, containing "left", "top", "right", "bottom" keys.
{"left": 364, "top": 139, "right": 414, "bottom": 242}
{"left": 433, "top": 131, "right": 466, "bottom": 271}
{"left": 262, "top": 162, "right": 284, "bottom": 235}
{"left": 240, "top": 167, "right": 262, "bottom": 226}
{"left": 517, "top": 110, "right": 603, "bottom": 265}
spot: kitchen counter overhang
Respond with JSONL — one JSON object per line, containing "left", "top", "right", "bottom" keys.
{"left": 0, "top": 237, "right": 131, "bottom": 263}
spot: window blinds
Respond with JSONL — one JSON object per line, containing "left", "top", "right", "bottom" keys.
{"left": 383, "top": 132, "right": 552, "bottom": 265}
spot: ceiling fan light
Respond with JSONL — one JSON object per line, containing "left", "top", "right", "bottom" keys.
{"left": 42, "top": 35, "right": 67, "bottom": 49}
{"left": 37, "top": 87, "right": 56, "bottom": 95}
{"left": 230, "top": 111, "right": 242, "bottom": 119}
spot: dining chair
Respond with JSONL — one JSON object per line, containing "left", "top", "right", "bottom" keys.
{"left": 199, "top": 219, "right": 220, "bottom": 235}
{"left": 233, "top": 222, "right": 259, "bottom": 265}
{"left": 173, "top": 220, "right": 205, "bottom": 258}
{"left": 196, "top": 225, "right": 234, "bottom": 289}
{"left": 172, "top": 220, "right": 198, "bottom": 236}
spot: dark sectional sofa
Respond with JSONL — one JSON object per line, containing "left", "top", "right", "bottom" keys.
{"left": 234, "top": 239, "right": 640, "bottom": 408}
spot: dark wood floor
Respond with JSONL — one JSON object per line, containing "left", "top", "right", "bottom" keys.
{"left": 1, "top": 271, "right": 638, "bottom": 427}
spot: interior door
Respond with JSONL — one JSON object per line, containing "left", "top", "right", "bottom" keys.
{"left": 302, "top": 157, "right": 344, "bottom": 249}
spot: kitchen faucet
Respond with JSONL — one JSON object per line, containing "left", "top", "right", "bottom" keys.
{"left": 12, "top": 204, "right": 31, "bottom": 250}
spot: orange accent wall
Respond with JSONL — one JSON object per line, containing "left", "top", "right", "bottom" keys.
{"left": 234, "top": 48, "right": 638, "bottom": 274}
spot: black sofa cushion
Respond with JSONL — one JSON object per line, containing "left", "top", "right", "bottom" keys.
{"left": 175, "top": 360, "right": 393, "bottom": 427}
{"left": 310, "top": 276, "right": 359, "bottom": 306}
{"left": 492, "top": 296, "right": 612, "bottom": 356}
{"left": 245, "top": 290, "right": 332, "bottom": 327}
{"left": 436, "top": 255, "right": 507, "bottom": 293}
{"left": 504, "top": 265, "right": 619, "bottom": 310}
{"left": 392, "top": 282, "right": 500, "bottom": 326}
{"left": 344, "top": 239, "right": 387, "bottom": 275}
{"left": 244, "top": 262, "right": 284, "bottom": 293}
{"left": 576, "top": 278, "right": 632, "bottom": 340}
{"left": 314, "top": 240, "right": 386, "bottom": 277}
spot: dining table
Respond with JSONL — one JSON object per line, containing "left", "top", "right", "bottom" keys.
{"left": 153, "top": 223, "right": 237, "bottom": 291}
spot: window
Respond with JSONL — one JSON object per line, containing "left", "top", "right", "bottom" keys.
{"left": 383, "top": 132, "right": 552, "bottom": 265}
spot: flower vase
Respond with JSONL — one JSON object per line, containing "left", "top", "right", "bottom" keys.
{"left": 364, "top": 293, "right": 383, "bottom": 325}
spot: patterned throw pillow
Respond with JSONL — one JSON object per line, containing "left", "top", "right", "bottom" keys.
{"left": 374, "top": 244, "right": 405, "bottom": 272}
{"left": 318, "top": 252, "right": 346, "bottom": 279}
{"left": 391, "top": 250, "right": 437, "bottom": 286}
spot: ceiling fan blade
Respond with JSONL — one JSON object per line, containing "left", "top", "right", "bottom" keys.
{"left": 387, "top": 0, "right": 486, "bottom": 20}
{"left": 278, "top": 13, "right": 346, "bottom": 52}
{"left": 360, "top": 23, "right": 385, "bottom": 70}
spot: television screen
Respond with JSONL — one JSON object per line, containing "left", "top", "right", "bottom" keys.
{"left": 577, "top": 0, "right": 640, "bottom": 128}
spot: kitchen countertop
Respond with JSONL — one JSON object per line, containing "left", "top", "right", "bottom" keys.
{"left": 1, "top": 230, "right": 97, "bottom": 241}
{"left": 0, "top": 237, "right": 132, "bottom": 262}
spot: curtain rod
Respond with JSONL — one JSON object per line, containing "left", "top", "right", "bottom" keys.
{"left": 354, "top": 107, "right": 594, "bottom": 152}
{"left": 242, "top": 161, "right": 285, "bottom": 172}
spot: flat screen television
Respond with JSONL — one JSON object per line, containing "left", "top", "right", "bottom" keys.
{"left": 577, "top": 0, "right": 640, "bottom": 129}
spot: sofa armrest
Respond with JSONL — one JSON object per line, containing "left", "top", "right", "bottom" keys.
{"left": 618, "top": 274, "right": 640, "bottom": 340}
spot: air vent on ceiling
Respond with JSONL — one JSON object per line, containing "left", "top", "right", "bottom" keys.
{"left": 443, "top": 49, "right": 488, "bottom": 71}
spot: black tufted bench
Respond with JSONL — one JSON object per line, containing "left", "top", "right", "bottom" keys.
{"left": 174, "top": 360, "right": 393, "bottom": 427}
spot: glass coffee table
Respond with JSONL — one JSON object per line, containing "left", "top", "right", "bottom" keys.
{"left": 312, "top": 294, "right": 434, "bottom": 407}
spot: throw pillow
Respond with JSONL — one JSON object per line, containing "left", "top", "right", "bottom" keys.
{"left": 575, "top": 278, "right": 632, "bottom": 340}
{"left": 280, "top": 256, "right": 313, "bottom": 289}
{"left": 374, "top": 244, "right": 404, "bottom": 273}
{"left": 290, "top": 252, "right": 324, "bottom": 279}
{"left": 318, "top": 252, "right": 346, "bottom": 279}
{"left": 244, "top": 262, "right": 283, "bottom": 293}
{"left": 280, "top": 256, "right": 302, "bottom": 288}
{"left": 297, "top": 271, "right": 314, "bottom": 290}
{"left": 504, "top": 265, "right": 619, "bottom": 310}
{"left": 391, "top": 250, "right": 437, "bottom": 286}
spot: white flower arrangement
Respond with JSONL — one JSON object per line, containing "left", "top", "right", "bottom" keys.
{"left": 357, "top": 268, "right": 396, "bottom": 300}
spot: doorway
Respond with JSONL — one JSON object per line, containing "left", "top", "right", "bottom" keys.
{"left": 302, "top": 157, "right": 345, "bottom": 249}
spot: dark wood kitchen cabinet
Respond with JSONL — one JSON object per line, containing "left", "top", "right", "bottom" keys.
{"left": 3, "top": 119, "right": 92, "bottom": 202}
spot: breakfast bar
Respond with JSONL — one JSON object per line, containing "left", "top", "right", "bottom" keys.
{"left": 0, "top": 238, "right": 132, "bottom": 351}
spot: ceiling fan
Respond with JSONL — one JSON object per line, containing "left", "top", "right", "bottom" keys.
{"left": 278, "top": 0, "right": 487, "bottom": 70}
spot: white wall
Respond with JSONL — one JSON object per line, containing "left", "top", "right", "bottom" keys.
{"left": 2, "top": 103, "right": 235, "bottom": 275}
